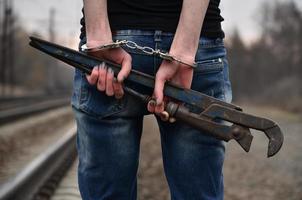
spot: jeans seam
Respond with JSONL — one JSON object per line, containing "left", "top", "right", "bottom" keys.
{"left": 205, "top": 159, "right": 219, "bottom": 196}
{"left": 113, "top": 29, "right": 174, "bottom": 36}
{"left": 154, "top": 42, "right": 161, "bottom": 73}
{"left": 79, "top": 72, "right": 86, "bottom": 104}
{"left": 221, "top": 58, "right": 227, "bottom": 101}
{"left": 154, "top": 31, "right": 162, "bottom": 73}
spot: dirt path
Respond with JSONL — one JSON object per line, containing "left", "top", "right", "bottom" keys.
{"left": 138, "top": 105, "right": 302, "bottom": 200}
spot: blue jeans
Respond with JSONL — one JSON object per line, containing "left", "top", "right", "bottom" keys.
{"left": 72, "top": 30, "right": 232, "bottom": 200}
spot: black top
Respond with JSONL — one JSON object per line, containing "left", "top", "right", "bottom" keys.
{"left": 80, "top": 0, "right": 224, "bottom": 40}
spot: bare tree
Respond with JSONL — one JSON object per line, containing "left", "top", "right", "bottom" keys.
{"left": 227, "top": 1, "right": 302, "bottom": 111}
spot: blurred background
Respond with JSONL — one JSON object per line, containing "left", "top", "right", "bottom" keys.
{"left": 0, "top": 0, "right": 301, "bottom": 200}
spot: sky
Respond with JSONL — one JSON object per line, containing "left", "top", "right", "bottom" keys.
{"left": 7, "top": 0, "right": 302, "bottom": 47}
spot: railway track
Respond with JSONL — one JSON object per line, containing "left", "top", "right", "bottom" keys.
{"left": 0, "top": 95, "right": 55, "bottom": 110}
{"left": 0, "top": 126, "right": 77, "bottom": 200}
{"left": 0, "top": 96, "right": 70, "bottom": 124}
{"left": 1, "top": 106, "right": 299, "bottom": 200}
{"left": 0, "top": 95, "right": 70, "bottom": 110}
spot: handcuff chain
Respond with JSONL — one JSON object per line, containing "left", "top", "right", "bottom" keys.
{"left": 81, "top": 40, "right": 196, "bottom": 68}
{"left": 122, "top": 40, "right": 196, "bottom": 68}
{"left": 124, "top": 40, "right": 157, "bottom": 55}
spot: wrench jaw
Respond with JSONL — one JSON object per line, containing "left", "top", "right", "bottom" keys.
{"left": 231, "top": 125, "right": 254, "bottom": 153}
{"left": 202, "top": 104, "right": 284, "bottom": 157}
{"left": 231, "top": 124, "right": 283, "bottom": 157}
{"left": 265, "top": 125, "right": 284, "bottom": 157}
{"left": 231, "top": 120, "right": 284, "bottom": 157}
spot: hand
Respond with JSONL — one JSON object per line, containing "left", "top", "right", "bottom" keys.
{"left": 147, "top": 59, "right": 194, "bottom": 114}
{"left": 86, "top": 46, "right": 132, "bottom": 99}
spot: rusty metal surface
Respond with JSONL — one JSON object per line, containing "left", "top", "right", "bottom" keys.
{"left": 202, "top": 104, "right": 284, "bottom": 156}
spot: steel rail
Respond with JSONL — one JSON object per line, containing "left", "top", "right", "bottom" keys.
{"left": 0, "top": 97, "right": 70, "bottom": 124}
{"left": 0, "top": 95, "right": 69, "bottom": 110}
{"left": 0, "top": 126, "right": 77, "bottom": 200}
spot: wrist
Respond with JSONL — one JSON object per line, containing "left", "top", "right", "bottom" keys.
{"left": 168, "top": 49, "right": 196, "bottom": 67}
{"left": 170, "top": 29, "right": 199, "bottom": 62}
{"left": 86, "top": 25, "right": 112, "bottom": 47}
{"left": 86, "top": 38, "right": 113, "bottom": 49}
{"left": 169, "top": 39, "right": 198, "bottom": 66}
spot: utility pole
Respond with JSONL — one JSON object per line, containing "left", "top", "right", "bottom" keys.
{"left": 47, "top": 8, "right": 56, "bottom": 94}
{"left": 1, "top": 0, "right": 8, "bottom": 96}
{"left": 0, "top": 0, "right": 14, "bottom": 96}
{"left": 49, "top": 8, "right": 55, "bottom": 43}
{"left": 0, "top": 0, "right": 3, "bottom": 96}
{"left": 7, "top": 0, "right": 14, "bottom": 96}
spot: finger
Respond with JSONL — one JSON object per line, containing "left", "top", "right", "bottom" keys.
{"left": 86, "top": 66, "right": 99, "bottom": 85}
{"left": 117, "top": 54, "right": 132, "bottom": 82}
{"left": 147, "top": 98, "right": 156, "bottom": 113}
{"left": 169, "top": 117, "right": 177, "bottom": 123}
{"left": 159, "top": 111, "right": 169, "bottom": 121}
{"left": 154, "top": 73, "right": 166, "bottom": 108}
{"left": 113, "top": 78, "right": 124, "bottom": 99}
{"left": 155, "top": 101, "right": 165, "bottom": 114}
{"left": 106, "top": 68, "right": 114, "bottom": 96}
{"left": 97, "top": 63, "right": 107, "bottom": 91}
{"left": 154, "top": 72, "right": 166, "bottom": 114}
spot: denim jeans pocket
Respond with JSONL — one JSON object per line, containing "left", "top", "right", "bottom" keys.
{"left": 191, "top": 57, "right": 225, "bottom": 99}
{"left": 71, "top": 69, "right": 127, "bottom": 119}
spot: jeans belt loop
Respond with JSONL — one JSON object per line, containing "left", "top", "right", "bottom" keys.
{"left": 154, "top": 30, "right": 162, "bottom": 42}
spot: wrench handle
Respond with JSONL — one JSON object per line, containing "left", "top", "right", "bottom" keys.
{"left": 166, "top": 102, "right": 234, "bottom": 141}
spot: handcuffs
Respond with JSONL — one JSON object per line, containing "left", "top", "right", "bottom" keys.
{"left": 81, "top": 40, "right": 197, "bottom": 68}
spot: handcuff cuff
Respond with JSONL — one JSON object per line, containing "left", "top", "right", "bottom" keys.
{"left": 80, "top": 40, "right": 197, "bottom": 69}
